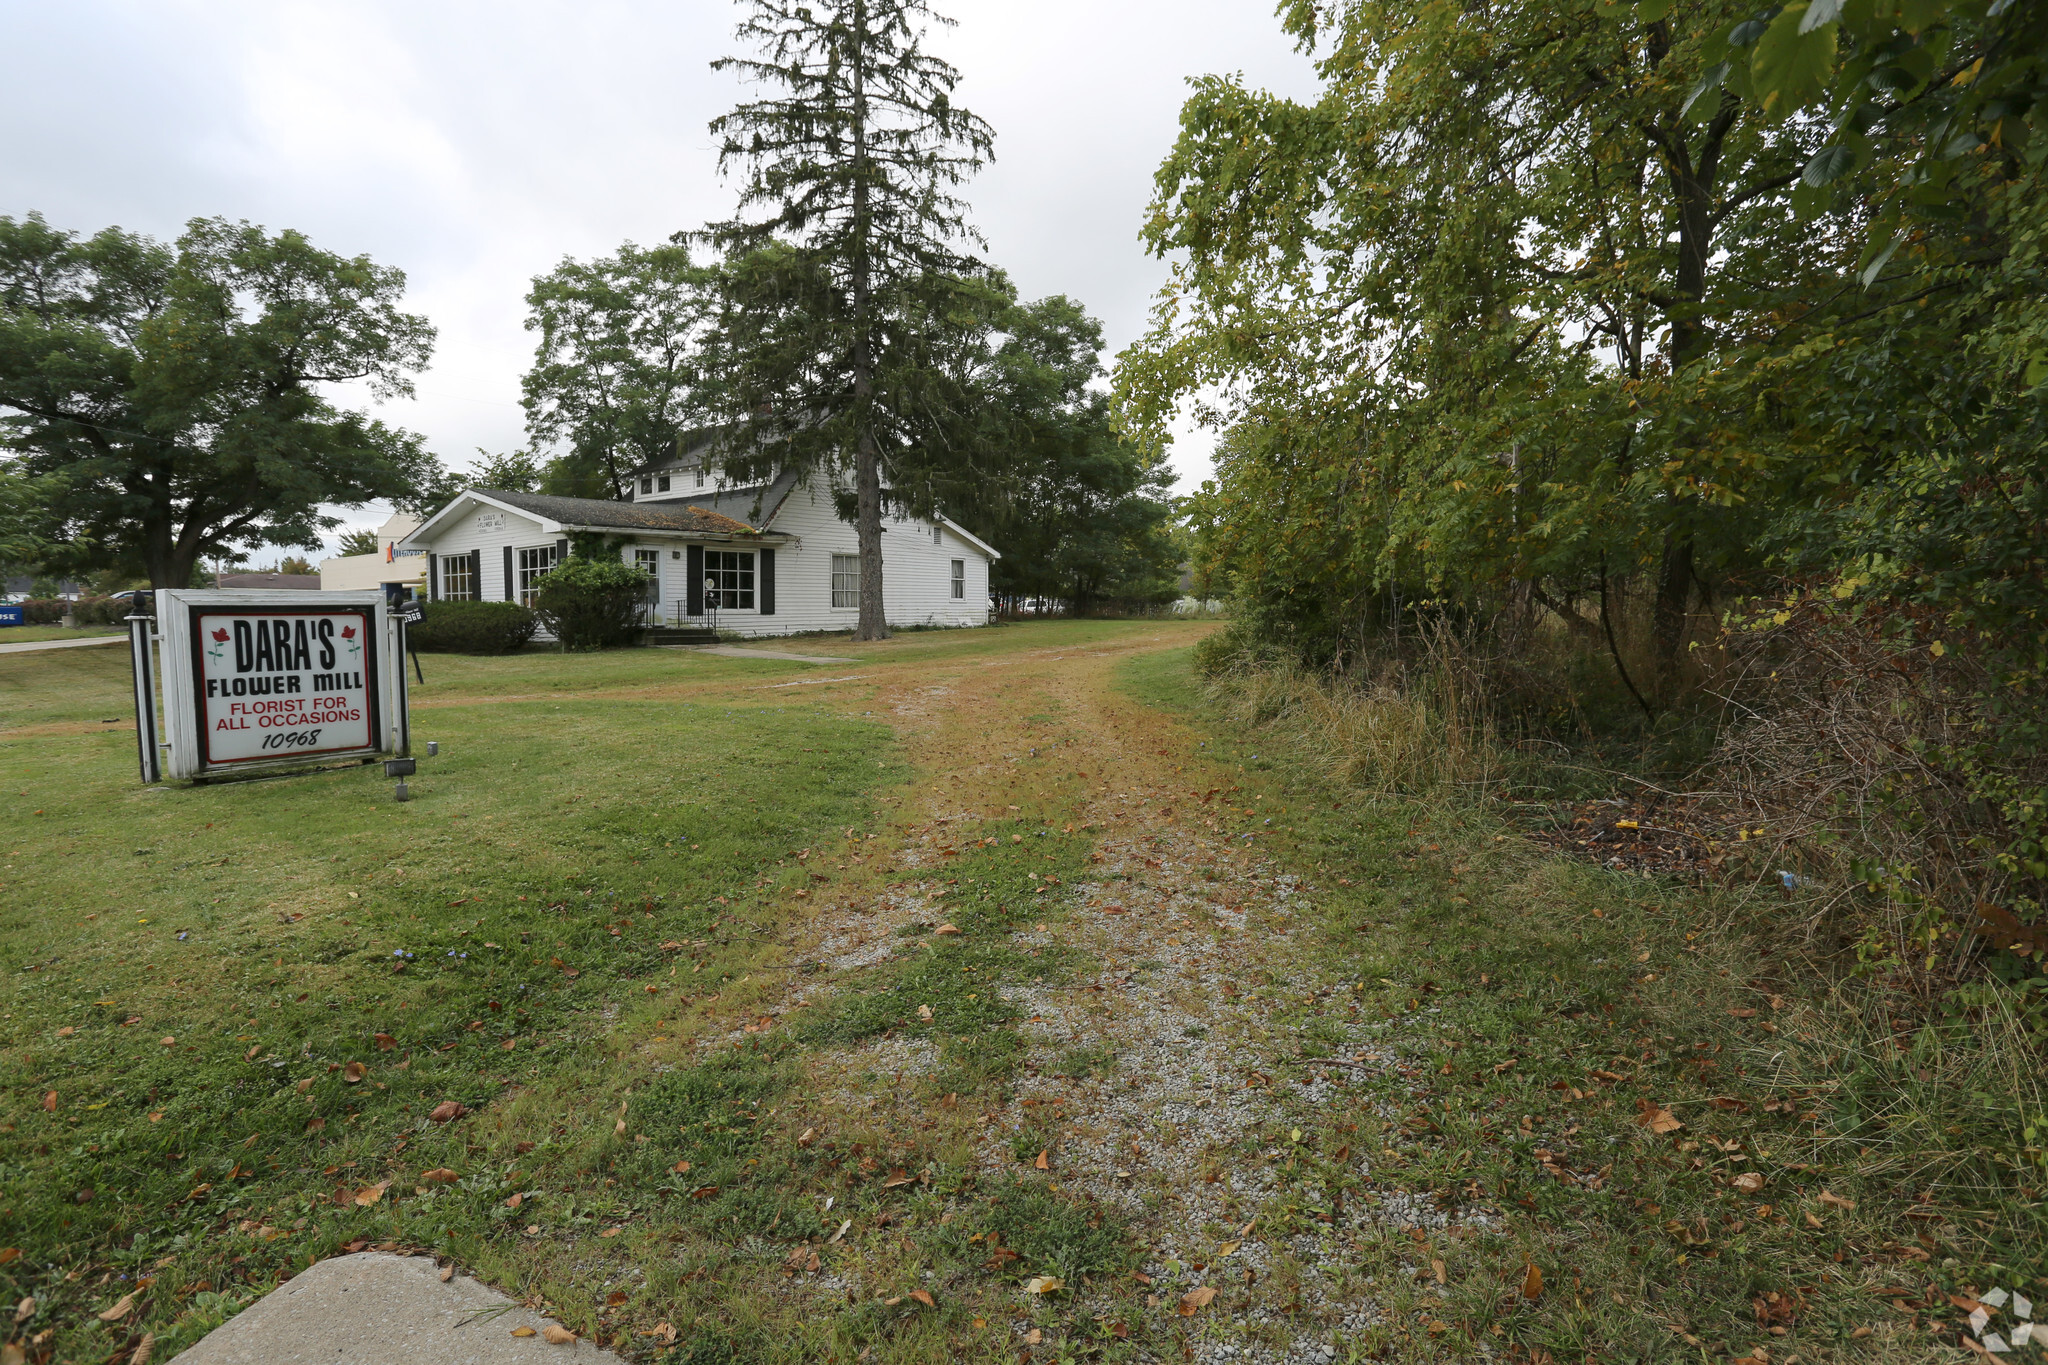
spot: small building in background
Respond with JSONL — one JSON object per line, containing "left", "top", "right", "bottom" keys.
{"left": 319, "top": 511, "right": 426, "bottom": 593}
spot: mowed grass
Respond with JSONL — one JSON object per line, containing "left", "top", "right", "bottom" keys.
{"left": 0, "top": 641, "right": 902, "bottom": 1361}
{"left": 1119, "top": 649, "right": 2043, "bottom": 1364}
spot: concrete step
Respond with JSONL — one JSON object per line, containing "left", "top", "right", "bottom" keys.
{"left": 644, "top": 628, "right": 719, "bottom": 646}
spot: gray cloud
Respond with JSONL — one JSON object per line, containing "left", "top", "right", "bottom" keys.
{"left": 1, "top": 0, "right": 1319, "bottom": 551}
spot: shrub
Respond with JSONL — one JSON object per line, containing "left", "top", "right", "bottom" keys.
{"left": 72, "top": 597, "right": 129, "bottom": 625}
{"left": 408, "top": 600, "right": 537, "bottom": 654}
{"left": 531, "top": 557, "right": 647, "bottom": 651}
{"left": 19, "top": 598, "right": 66, "bottom": 625}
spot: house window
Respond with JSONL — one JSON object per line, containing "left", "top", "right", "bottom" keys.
{"left": 441, "top": 555, "right": 475, "bottom": 601}
{"left": 704, "top": 549, "right": 754, "bottom": 609}
{"left": 640, "top": 476, "right": 653, "bottom": 495}
{"left": 694, "top": 467, "right": 706, "bottom": 488}
{"left": 831, "top": 554, "right": 860, "bottom": 609}
{"left": 658, "top": 473, "right": 671, "bottom": 492}
{"left": 517, "top": 546, "right": 556, "bottom": 606}
{"left": 635, "top": 548, "right": 661, "bottom": 579}
{"left": 950, "top": 559, "right": 965, "bottom": 599}
{"left": 933, "top": 525, "right": 942, "bottom": 545}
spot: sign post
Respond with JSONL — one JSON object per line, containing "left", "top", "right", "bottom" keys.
{"left": 126, "top": 597, "right": 160, "bottom": 785}
{"left": 152, "top": 589, "right": 408, "bottom": 784}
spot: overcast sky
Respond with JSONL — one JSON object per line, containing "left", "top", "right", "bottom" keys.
{"left": 1, "top": 0, "right": 1321, "bottom": 554}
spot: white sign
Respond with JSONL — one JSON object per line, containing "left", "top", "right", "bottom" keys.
{"left": 154, "top": 590, "right": 407, "bottom": 782}
{"left": 194, "top": 609, "right": 375, "bottom": 764}
{"left": 475, "top": 511, "right": 506, "bottom": 533}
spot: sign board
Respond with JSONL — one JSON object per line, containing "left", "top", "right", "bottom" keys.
{"left": 153, "top": 589, "right": 410, "bottom": 782}
{"left": 475, "top": 511, "right": 506, "bottom": 534}
{"left": 0, "top": 603, "right": 23, "bottom": 626}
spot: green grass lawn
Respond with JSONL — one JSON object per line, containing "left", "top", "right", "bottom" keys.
{"left": 0, "top": 641, "right": 905, "bottom": 1361}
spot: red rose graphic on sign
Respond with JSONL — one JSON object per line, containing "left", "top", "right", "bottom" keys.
{"left": 341, "top": 623, "right": 361, "bottom": 660}
{"left": 207, "top": 627, "right": 229, "bottom": 663}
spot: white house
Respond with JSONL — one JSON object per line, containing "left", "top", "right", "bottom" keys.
{"left": 319, "top": 511, "right": 427, "bottom": 593}
{"left": 398, "top": 452, "right": 998, "bottom": 638}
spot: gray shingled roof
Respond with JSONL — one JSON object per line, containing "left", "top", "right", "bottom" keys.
{"left": 474, "top": 490, "right": 764, "bottom": 536}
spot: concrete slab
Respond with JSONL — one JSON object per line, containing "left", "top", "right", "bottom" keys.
{"left": 685, "top": 644, "right": 856, "bottom": 664}
{"left": 168, "top": 1252, "right": 624, "bottom": 1365}
{"left": 0, "top": 634, "right": 124, "bottom": 655}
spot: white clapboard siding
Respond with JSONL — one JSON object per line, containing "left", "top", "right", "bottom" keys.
{"left": 422, "top": 505, "right": 554, "bottom": 604}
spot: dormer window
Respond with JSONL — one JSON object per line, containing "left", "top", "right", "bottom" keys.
{"left": 657, "top": 473, "right": 671, "bottom": 492}
{"left": 694, "top": 467, "right": 706, "bottom": 489}
{"left": 640, "top": 477, "right": 652, "bottom": 495}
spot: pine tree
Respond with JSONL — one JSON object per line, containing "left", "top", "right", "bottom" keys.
{"left": 705, "top": 0, "right": 995, "bottom": 640}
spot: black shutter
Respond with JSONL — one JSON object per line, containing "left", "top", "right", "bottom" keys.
{"left": 759, "top": 547, "right": 775, "bottom": 615}
{"left": 686, "top": 545, "right": 704, "bottom": 616}
{"left": 555, "top": 537, "right": 568, "bottom": 565}
{"left": 503, "top": 545, "right": 514, "bottom": 602}
{"left": 428, "top": 555, "right": 438, "bottom": 602}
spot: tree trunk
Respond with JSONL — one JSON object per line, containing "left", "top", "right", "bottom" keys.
{"left": 847, "top": 0, "right": 888, "bottom": 642}
{"left": 1652, "top": 531, "right": 1694, "bottom": 686}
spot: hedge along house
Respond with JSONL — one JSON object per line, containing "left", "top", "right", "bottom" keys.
{"left": 399, "top": 471, "right": 997, "bottom": 639}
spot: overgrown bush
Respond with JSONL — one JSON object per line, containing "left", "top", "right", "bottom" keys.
{"left": 71, "top": 596, "right": 128, "bottom": 625}
{"left": 531, "top": 557, "right": 646, "bottom": 651}
{"left": 408, "top": 600, "right": 537, "bottom": 654}
{"left": 18, "top": 598, "right": 65, "bottom": 624}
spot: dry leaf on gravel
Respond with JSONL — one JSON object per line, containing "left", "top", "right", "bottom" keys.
{"left": 439, "top": 1265, "right": 454, "bottom": 1283}
{"left": 1024, "top": 1329, "right": 1042, "bottom": 1346}
{"left": 1025, "top": 1276, "right": 1064, "bottom": 1295}
{"left": 510, "top": 1327, "right": 536, "bottom": 1338}
{"left": 96, "top": 1293, "right": 134, "bottom": 1322}
{"left": 917, "top": 1004, "right": 933, "bottom": 1021}
{"left": 1179, "top": 1287, "right": 1217, "bottom": 1316}
{"left": 1217, "top": 1241, "right": 1241, "bottom": 1258}
{"left": 541, "top": 1325, "right": 577, "bottom": 1344}
{"left": 1033, "top": 1149, "right": 1049, "bottom": 1170}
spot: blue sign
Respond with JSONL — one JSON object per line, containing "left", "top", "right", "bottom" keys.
{"left": 0, "top": 604, "right": 23, "bottom": 627}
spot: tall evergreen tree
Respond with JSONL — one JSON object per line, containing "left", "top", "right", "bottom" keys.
{"left": 705, "top": 0, "right": 995, "bottom": 640}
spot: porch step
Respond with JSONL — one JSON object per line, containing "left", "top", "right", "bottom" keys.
{"left": 644, "top": 628, "right": 720, "bottom": 647}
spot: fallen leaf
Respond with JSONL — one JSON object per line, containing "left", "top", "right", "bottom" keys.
{"left": 42, "top": 1092, "right": 56, "bottom": 1112}
{"left": 12, "top": 1298, "right": 31, "bottom": 1325}
{"left": 1730, "top": 1172, "right": 1766, "bottom": 1194}
{"left": 428, "top": 1101, "right": 466, "bottom": 1123}
{"left": 917, "top": 1004, "right": 934, "bottom": 1022}
{"left": 0, "top": 1345, "right": 18, "bottom": 1365}
{"left": 97, "top": 1293, "right": 135, "bottom": 1322}
{"left": 881, "top": 1169, "right": 914, "bottom": 1189}
{"left": 129, "top": 1335, "right": 154, "bottom": 1365}
{"left": 1179, "top": 1286, "right": 1218, "bottom": 1316}
{"left": 1025, "top": 1276, "right": 1064, "bottom": 1295}
{"left": 374, "top": 1033, "right": 396, "bottom": 1051}
{"left": 541, "top": 1325, "right": 576, "bottom": 1344}
{"left": 439, "top": 1265, "right": 454, "bottom": 1283}
{"left": 598, "top": 1227, "right": 621, "bottom": 1239}
{"left": 342, "top": 1061, "right": 366, "bottom": 1084}
{"left": 511, "top": 1326, "right": 537, "bottom": 1338}
{"left": 421, "top": 1168, "right": 458, "bottom": 1184}
{"left": 353, "top": 1182, "right": 389, "bottom": 1207}
{"left": 1217, "top": 1241, "right": 1241, "bottom": 1258}
{"left": 1635, "top": 1098, "right": 1684, "bottom": 1134}
{"left": 244, "top": 1045, "right": 262, "bottom": 1061}
{"left": 1727, "top": 1008, "right": 1757, "bottom": 1018}
{"left": 796, "top": 1128, "right": 816, "bottom": 1148}
{"left": 933, "top": 924, "right": 961, "bottom": 936}
{"left": 1033, "top": 1149, "right": 1049, "bottom": 1170}
{"left": 1431, "top": 1258, "right": 1447, "bottom": 1285}
{"left": 669, "top": 1161, "right": 691, "bottom": 1176}
{"left": 909, "top": 1289, "right": 935, "bottom": 1307}
{"left": 1521, "top": 1265, "right": 1544, "bottom": 1300}
{"left": 1818, "top": 1190, "right": 1856, "bottom": 1210}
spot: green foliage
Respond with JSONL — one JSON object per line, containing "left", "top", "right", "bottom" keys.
{"left": 0, "top": 213, "right": 444, "bottom": 588}
{"left": 705, "top": 0, "right": 996, "bottom": 640}
{"left": 408, "top": 599, "right": 538, "bottom": 654}
{"left": 530, "top": 555, "right": 648, "bottom": 651}
{"left": 335, "top": 527, "right": 381, "bottom": 558}
{"left": 523, "top": 244, "right": 714, "bottom": 500}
